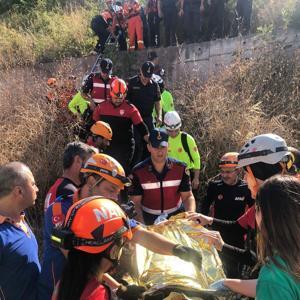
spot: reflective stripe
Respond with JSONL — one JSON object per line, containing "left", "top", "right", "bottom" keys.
{"left": 142, "top": 200, "right": 182, "bottom": 215}
{"left": 93, "top": 98, "right": 106, "bottom": 104}
{"left": 93, "top": 83, "right": 111, "bottom": 88}
{"left": 141, "top": 179, "right": 181, "bottom": 190}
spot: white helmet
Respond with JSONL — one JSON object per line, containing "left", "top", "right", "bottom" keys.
{"left": 238, "top": 133, "right": 290, "bottom": 168}
{"left": 164, "top": 111, "right": 182, "bottom": 130}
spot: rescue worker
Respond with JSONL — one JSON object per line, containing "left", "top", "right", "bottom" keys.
{"left": 87, "top": 121, "right": 113, "bottom": 152}
{"left": 164, "top": 111, "right": 201, "bottom": 194}
{"left": 130, "top": 128, "right": 196, "bottom": 225}
{"left": 158, "top": 0, "right": 178, "bottom": 47}
{"left": 93, "top": 78, "right": 149, "bottom": 174}
{"left": 187, "top": 133, "right": 291, "bottom": 280}
{"left": 43, "top": 142, "right": 94, "bottom": 212}
{"left": 81, "top": 58, "right": 115, "bottom": 107}
{"left": 146, "top": 0, "right": 160, "bottom": 47}
{"left": 91, "top": 7, "right": 115, "bottom": 53}
{"left": 127, "top": 61, "right": 162, "bottom": 164}
{"left": 0, "top": 162, "right": 40, "bottom": 300}
{"left": 152, "top": 77, "right": 175, "bottom": 121}
{"left": 201, "top": 152, "right": 253, "bottom": 277}
{"left": 39, "top": 153, "right": 202, "bottom": 299}
{"left": 68, "top": 91, "right": 90, "bottom": 116}
{"left": 51, "top": 197, "right": 145, "bottom": 300}
{"left": 179, "top": 0, "right": 204, "bottom": 43}
{"left": 124, "top": 0, "right": 145, "bottom": 50}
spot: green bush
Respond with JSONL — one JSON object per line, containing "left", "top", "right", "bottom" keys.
{"left": 0, "top": 0, "right": 98, "bottom": 67}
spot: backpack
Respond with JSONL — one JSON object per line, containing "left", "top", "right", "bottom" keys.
{"left": 181, "top": 132, "right": 194, "bottom": 164}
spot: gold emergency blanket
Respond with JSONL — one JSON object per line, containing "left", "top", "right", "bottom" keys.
{"left": 132, "top": 214, "right": 225, "bottom": 296}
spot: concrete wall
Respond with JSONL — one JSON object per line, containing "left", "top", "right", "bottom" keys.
{"left": 3, "top": 29, "right": 300, "bottom": 89}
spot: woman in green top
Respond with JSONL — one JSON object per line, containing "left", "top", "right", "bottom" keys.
{"left": 254, "top": 175, "right": 300, "bottom": 299}
{"left": 210, "top": 175, "right": 300, "bottom": 299}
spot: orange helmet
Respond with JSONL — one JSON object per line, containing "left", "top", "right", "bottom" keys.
{"left": 52, "top": 196, "right": 132, "bottom": 254}
{"left": 110, "top": 78, "right": 127, "bottom": 99}
{"left": 47, "top": 77, "right": 57, "bottom": 87}
{"left": 81, "top": 153, "right": 131, "bottom": 189}
{"left": 219, "top": 152, "right": 239, "bottom": 169}
{"left": 91, "top": 121, "right": 113, "bottom": 140}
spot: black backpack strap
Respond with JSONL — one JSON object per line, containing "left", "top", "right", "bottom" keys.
{"left": 181, "top": 132, "right": 194, "bottom": 164}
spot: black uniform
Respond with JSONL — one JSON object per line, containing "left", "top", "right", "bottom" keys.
{"left": 183, "top": 0, "right": 202, "bottom": 43}
{"left": 161, "top": 0, "right": 178, "bottom": 46}
{"left": 126, "top": 75, "right": 161, "bottom": 165}
{"left": 201, "top": 179, "right": 254, "bottom": 277}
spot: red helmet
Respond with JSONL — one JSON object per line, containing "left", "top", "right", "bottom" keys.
{"left": 52, "top": 196, "right": 132, "bottom": 254}
{"left": 110, "top": 78, "right": 127, "bottom": 99}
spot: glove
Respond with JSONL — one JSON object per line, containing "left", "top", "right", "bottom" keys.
{"left": 172, "top": 244, "right": 202, "bottom": 270}
{"left": 116, "top": 284, "right": 146, "bottom": 300}
{"left": 120, "top": 201, "right": 137, "bottom": 219}
{"left": 208, "top": 279, "right": 232, "bottom": 296}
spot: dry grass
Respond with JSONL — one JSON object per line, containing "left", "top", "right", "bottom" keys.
{"left": 0, "top": 64, "right": 77, "bottom": 237}
{"left": 174, "top": 47, "right": 300, "bottom": 187}
{"left": 0, "top": 44, "right": 299, "bottom": 238}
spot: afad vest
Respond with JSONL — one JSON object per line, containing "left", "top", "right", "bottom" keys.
{"left": 135, "top": 161, "right": 184, "bottom": 215}
{"left": 92, "top": 76, "right": 115, "bottom": 104}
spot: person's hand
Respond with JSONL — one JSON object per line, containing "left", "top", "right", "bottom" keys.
{"left": 172, "top": 245, "right": 202, "bottom": 270}
{"left": 191, "top": 177, "right": 200, "bottom": 190}
{"left": 199, "top": 230, "right": 224, "bottom": 251}
{"left": 155, "top": 115, "right": 162, "bottom": 127}
{"left": 116, "top": 284, "right": 146, "bottom": 299}
{"left": 209, "top": 279, "right": 232, "bottom": 296}
{"left": 178, "top": 8, "right": 184, "bottom": 17}
{"left": 186, "top": 212, "right": 213, "bottom": 226}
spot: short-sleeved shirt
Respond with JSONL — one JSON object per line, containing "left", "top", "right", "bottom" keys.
{"left": 38, "top": 195, "right": 74, "bottom": 300}
{"left": 44, "top": 177, "right": 78, "bottom": 212}
{"left": 126, "top": 75, "right": 161, "bottom": 119}
{"left": 257, "top": 256, "right": 300, "bottom": 300}
{"left": 0, "top": 216, "right": 41, "bottom": 300}
{"left": 167, "top": 131, "right": 201, "bottom": 170}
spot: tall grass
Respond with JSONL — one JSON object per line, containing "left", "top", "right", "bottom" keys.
{"left": 0, "top": 0, "right": 299, "bottom": 68}
{"left": 174, "top": 47, "right": 300, "bottom": 187}
{"left": 0, "top": 0, "right": 98, "bottom": 68}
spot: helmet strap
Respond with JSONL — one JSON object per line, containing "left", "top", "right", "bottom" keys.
{"left": 246, "top": 166, "right": 260, "bottom": 199}
{"left": 89, "top": 176, "right": 105, "bottom": 196}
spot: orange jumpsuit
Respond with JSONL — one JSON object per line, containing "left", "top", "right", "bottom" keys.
{"left": 124, "top": 0, "right": 144, "bottom": 50}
